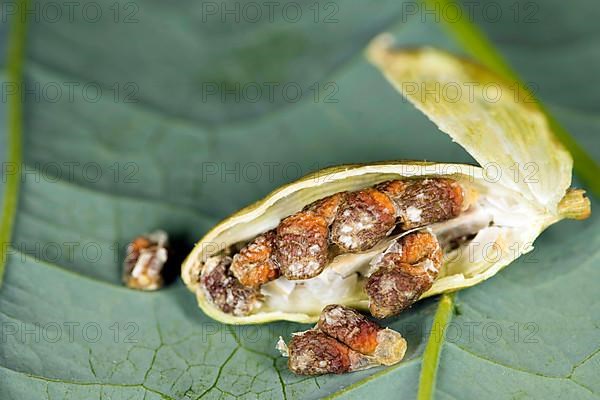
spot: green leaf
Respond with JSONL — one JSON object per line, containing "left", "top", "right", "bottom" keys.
{"left": 1, "top": 1, "right": 598, "bottom": 399}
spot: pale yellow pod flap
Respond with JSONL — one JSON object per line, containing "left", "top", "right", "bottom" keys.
{"left": 367, "top": 35, "right": 573, "bottom": 213}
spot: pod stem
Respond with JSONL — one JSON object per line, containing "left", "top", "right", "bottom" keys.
{"left": 558, "top": 189, "right": 591, "bottom": 220}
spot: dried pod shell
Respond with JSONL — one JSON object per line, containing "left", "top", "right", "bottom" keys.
{"left": 182, "top": 44, "right": 590, "bottom": 324}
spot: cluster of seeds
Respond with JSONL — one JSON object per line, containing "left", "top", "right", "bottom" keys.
{"left": 278, "top": 305, "right": 407, "bottom": 375}
{"left": 200, "top": 177, "right": 464, "bottom": 316}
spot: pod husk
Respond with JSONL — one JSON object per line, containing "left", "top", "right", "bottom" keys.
{"left": 181, "top": 37, "right": 590, "bottom": 325}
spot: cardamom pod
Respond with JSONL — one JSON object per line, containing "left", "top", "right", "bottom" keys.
{"left": 181, "top": 39, "right": 591, "bottom": 324}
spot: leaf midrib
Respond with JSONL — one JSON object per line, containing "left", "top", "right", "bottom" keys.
{"left": 0, "top": 0, "right": 27, "bottom": 285}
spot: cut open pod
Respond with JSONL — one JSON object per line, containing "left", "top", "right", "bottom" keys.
{"left": 181, "top": 38, "right": 591, "bottom": 325}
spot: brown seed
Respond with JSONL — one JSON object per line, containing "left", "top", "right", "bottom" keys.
{"left": 366, "top": 231, "right": 442, "bottom": 318}
{"left": 123, "top": 230, "right": 169, "bottom": 291}
{"left": 376, "top": 179, "right": 408, "bottom": 198}
{"left": 275, "top": 211, "right": 330, "bottom": 280}
{"left": 330, "top": 188, "right": 397, "bottom": 252}
{"left": 318, "top": 305, "right": 380, "bottom": 354}
{"left": 304, "top": 192, "right": 346, "bottom": 224}
{"left": 285, "top": 330, "right": 352, "bottom": 375}
{"left": 231, "top": 231, "right": 280, "bottom": 288}
{"left": 278, "top": 305, "right": 407, "bottom": 375}
{"left": 394, "top": 230, "right": 443, "bottom": 268}
{"left": 200, "top": 255, "right": 261, "bottom": 316}
{"left": 318, "top": 305, "right": 409, "bottom": 366}
{"left": 366, "top": 263, "right": 433, "bottom": 318}
{"left": 388, "top": 178, "right": 464, "bottom": 230}
{"left": 283, "top": 330, "right": 381, "bottom": 375}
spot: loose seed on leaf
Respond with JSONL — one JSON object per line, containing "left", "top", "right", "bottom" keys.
{"left": 330, "top": 188, "right": 397, "bottom": 252}
{"left": 366, "top": 230, "right": 442, "bottom": 318}
{"left": 200, "top": 255, "right": 261, "bottom": 316}
{"left": 277, "top": 304, "right": 407, "bottom": 375}
{"left": 317, "top": 304, "right": 407, "bottom": 365}
{"left": 318, "top": 304, "right": 380, "bottom": 354}
{"left": 281, "top": 330, "right": 359, "bottom": 375}
{"left": 123, "top": 230, "right": 169, "bottom": 291}
{"left": 231, "top": 230, "right": 280, "bottom": 288}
